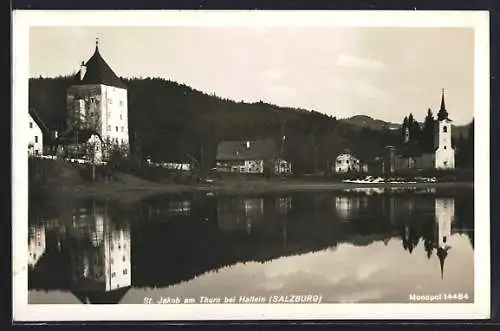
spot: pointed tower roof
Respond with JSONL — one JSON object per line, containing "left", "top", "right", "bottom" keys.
{"left": 437, "top": 88, "right": 450, "bottom": 121}
{"left": 73, "top": 38, "right": 127, "bottom": 89}
{"left": 436, "top": 246, "right": 449, "bottom": 280}
{"left": 71, "top": 286, "right": 131, "bottom": 304}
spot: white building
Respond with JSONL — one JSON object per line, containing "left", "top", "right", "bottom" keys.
{"left": 28, "top": 224, "right": 46, "bottom": 268}
{"left": 64, "top": 39, "right": 129, "bottom": 159}
{"left": 434, "top": 89, "right": 455, "bottom": 169}
{"left": 28, "top": 110, "right": 44, "bottom": 156}
{"left": 334, "top": 153, "right": 361, "bottom": 173}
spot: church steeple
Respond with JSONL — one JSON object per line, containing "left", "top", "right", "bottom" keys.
{"left": 437, "top": 88, "right": 449, "bottom": 121}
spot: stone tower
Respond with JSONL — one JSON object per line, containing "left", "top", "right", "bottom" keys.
{"left": 434, "top": 89, "right": 455, "bottom": 169}
{"left": 66, "top": 38, "right": 129, "bottom": 158}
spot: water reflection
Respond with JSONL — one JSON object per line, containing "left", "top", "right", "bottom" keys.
{"left": 28, "top": 189, "right": 474, "bottom": 304}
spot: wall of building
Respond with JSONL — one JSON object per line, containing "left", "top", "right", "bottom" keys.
{"left": 436, "top": 197, "right": 454, "bottom": 249}
{"left": 104, "top": 227, "right": 132, "bottom": 291}
{"left": 28, "top": 114, "right": 43, "bottom": 156}
{"left": 101, "top": 85, "right": 129, "bottom": 152}
{"left": 435, "top": 119, "right": 455, "bottom": 169}
{"left": 334, "top": 153, "right": 360, "bottom": 173}
{"left": 66, "top": 84, "right": 129, "bottom": 158}
{"left": 274, "top": 159, "right": 292, "bottom": 175}
{"left": 66, "top": 84, "right": 103, "bottom": 132}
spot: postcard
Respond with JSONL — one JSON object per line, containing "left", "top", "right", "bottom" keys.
{"left": 12, "top": 9, "right": 490, "bottom": 321}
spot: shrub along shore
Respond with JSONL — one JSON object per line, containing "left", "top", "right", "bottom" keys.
{"left": 28, "top": 158, "right": 474, "bottom": 201}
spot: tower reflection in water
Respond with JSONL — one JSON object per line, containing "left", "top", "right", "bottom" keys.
{"left": 66, "top": 202, "right": 131, "bottom": 304}
{"left": 435, "top": 197, "right": 454, "bottom": 280}
{"left": 29, "top": 192, "right": 470, "bottom": 303}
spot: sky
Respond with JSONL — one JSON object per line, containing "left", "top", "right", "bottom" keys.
{"left": 30, "top": 27, "right": 475, "bottom": 125}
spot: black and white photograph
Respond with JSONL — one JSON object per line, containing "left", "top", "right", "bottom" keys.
{"left": 12, "top": 10, "right": 490, "bottom": 321}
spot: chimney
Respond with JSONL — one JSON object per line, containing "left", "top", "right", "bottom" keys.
{"left": 79, "top": 61, "right": 86, "bottom": 81}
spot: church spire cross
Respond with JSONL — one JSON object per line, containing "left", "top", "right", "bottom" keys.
{"left": 95, "top": 37, "right": 100, "bottom": 50}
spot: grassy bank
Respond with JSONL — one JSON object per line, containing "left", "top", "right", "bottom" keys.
{"left": 29, "top": 158, "right": 474, "bottom": 200}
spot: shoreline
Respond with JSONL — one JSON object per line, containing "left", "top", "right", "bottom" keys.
{"left": 36, "top": 179, "right": 474, "bottom": 200}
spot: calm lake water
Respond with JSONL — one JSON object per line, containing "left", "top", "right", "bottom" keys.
{"left": 28, "top": 186, "right": 474, "bottom": 304}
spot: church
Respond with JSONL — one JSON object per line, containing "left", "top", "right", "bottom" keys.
{"left": 382, "top": 89, "right": 455, "bottom": 175}
{"left": 55, "top": 39, "right": 129, "bottom": 162}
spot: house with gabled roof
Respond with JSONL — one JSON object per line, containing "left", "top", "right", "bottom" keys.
{"left": 55, "top": 128, "right": 105, "bottom": 162}
{"left": 28, "top": 109, "right": 46, "bottom": 156}
{"left": 216, "top": 139, "right": 292, "bottom": 175}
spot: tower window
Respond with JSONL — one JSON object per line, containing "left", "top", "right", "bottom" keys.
{"left": 119, "top": 101, "right": 124, "bottom": 106}
{"left": 107, "top": 125, "right": 111, "bottom": 131}
{"left": 108, "top": 99, "right": 112, "bottom": 104}
{"left": 121, "top": 126, "right": 124, "bottom": 132}
{"left": 123, "top": 269, "right": 128, "bottom": 275}
{"left": 34, "top": 136, "right": 38, "bottom": 143}
{"left": 120, "top": 114, "right": 123, "bottom": 120}
{"left": 111, "top": 272, "right": 116, "bottom": 278}
{"left": 444, "top": 146, "right": 447, "bottom": 150}
{"left": 443, "top": 126, "right": 447, "bottom": 133}
{"left": 116, "top": 126, "right": 119, "bottom": 132}
{"left": 29, "top": 122, "right": 33, "bottom": 129}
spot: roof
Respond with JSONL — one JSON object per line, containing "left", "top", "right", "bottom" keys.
{"left": 29, "top": 109, "right": 49, "bottom": 135}
{"left": 73, "top": 44, "right": 127, "bottom": 89}
{"left": 71, "top": 286, "right": 130, "bottom": 304}
{"left": 56, "top": 128, "right": 104, "bottom": 145}
{"left": 216, "top": 139, "right": 279, "bottom": 161}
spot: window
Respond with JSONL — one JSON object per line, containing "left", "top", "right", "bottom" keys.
{"left": 116, "top": 126, "right": 119, "bottom": 132}
{"left": 35, "top": 150, "right": 39, "bottom": 155}
{"left": 120, "top": 114, "right": 123, "bottom": 120}
{"left": 123, "top": 256, "right": 126, "bottom": 262}
{"left": 119, "top": 100, "right": 124, "bottom": 106}
{"left": 123, "top": 269, "right": 128, "bottom": 275}
{"left": 110, "top": 258, "right": 114, "bottom": 265}
{"left": 108, "top": 125, "right": 111, "bottom": 131}
{"left": 443, "top": 126, "right": 447, "bottom": 133}
{"left": 444, "top": 146, "right": 447, "bottom": 150}
{"left": 111, "top": 272, "right": 116, "bottom": 278}
{"left": 108, "top": 99, "right": 112, "bottom": 104}
{"left": 29, "top": 122, "right": 33, "bottom": 128}
{"left": 34, "top": 136, "right": 38, "bottom": 143}
{"left": 121, "top": 126, "right": 124, "bottom": 132}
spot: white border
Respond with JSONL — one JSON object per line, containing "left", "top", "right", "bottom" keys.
{"left": 12, "top": 10, "right": 490, "bottom": 321}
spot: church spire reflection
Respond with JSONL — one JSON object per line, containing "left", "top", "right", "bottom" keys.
{"left": 435, "top": 197, "right": 454, "bottom": 280}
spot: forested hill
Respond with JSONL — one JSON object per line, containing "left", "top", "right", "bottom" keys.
{"left": 28, "top": 76, "right": 409, "bottom": 174}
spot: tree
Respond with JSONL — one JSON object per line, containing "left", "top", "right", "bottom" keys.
{"left": 422, "top": 108, "right": 435, "bottom": 151}
{"left": 401, "top": 116, "right": 409, "bottom": 144}
{"left": 407, "top": 113, "right": 421, "bottom": 143}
